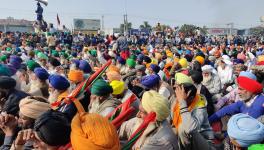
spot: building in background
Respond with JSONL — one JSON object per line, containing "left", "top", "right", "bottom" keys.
{"left": 207, "top": 28, "right": 238, "bottom": 36}
{"left": 103, "top": 28, "right": 121, "bottom": 36}
{"left": 73, "top": 19, "right": 101, "bottom": 34}
{"left": 0, "top": 17, "right": 34, "bottom": 33}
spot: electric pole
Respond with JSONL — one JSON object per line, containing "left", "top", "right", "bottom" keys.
{"left": 124, "top": 14, "right": 128, "bottom": 35}
{"left": 101, "top": 15, "right": 104, "bottom": 31}
{"left": 227, "top": 23, "right": 234, "bottom": 35}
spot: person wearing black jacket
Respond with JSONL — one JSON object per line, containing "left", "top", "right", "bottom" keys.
{"left": 0, "top": 76, "right": 29, "bottom": 116}
{"left": 189, "top": 70, "right": 215, "bottom": 116}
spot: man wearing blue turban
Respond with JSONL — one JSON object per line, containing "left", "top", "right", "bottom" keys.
{"left": 227, "top": 113, "right": 264, "bottom": 148}
{"left": 48, "top": 74, "right": 70, "bottom": 110}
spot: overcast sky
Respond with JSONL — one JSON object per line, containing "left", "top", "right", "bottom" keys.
{"left": 1, "top": 0, "right": 263, "bottom": 29}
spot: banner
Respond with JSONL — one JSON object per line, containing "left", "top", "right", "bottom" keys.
{"left": 35, "top": 0, "right": 48, "bottom": 6}
{"left": 73, "top": 19, "right": 100, "bottom": 31}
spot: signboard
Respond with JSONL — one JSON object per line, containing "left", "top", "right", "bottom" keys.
{"left": 129, "top": 29, "right": 150, "bottom": 35}
{"left": 208, "top": 28, "right": 226, "bottom": 35}
{"left": 130, "top": 29, "right": 140, "bottom": 35}
{"left": 73, "top": 19, "right": 100, "bottom": 31}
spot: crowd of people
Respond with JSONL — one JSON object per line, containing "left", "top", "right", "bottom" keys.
{"left": 0, "top": 29, "right": 263, "bottom": 150}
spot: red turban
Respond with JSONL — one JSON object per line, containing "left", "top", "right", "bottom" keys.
{"left": 237, "top": 76, "right": 263, "bottom": 94}
{"left": 256, "top": 61, "right": 264, "bottom": 66}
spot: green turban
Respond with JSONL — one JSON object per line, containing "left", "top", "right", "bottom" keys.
{"left": 34, "top": 49, "right": 41, "bottom": 55}
{"left": 135, "top": 49, "right": 141, "bottom": 54}
{"left": 37, "top": 52, "right": 48, "bottom": 60}
{"left": 27, "top": 60, "right": 41, "bottom": 71}
{"left": 130, "top": 55, "right": 137, "bottom": 60}
{"left": 0, "top": 55, "right": 7, "bottom": 62}
{"left": 89, "top": 49, "right": 97, "bottom": 57}
{"left": 52, "top": 50, "right": 59, "bottom": 57}
{"left": 249, "top": 144, "right": 264, "bottom": 150}
{"left": 26, "top": 41, "right": 31, "bottom": 46}
{"left": 0, "top": 64, "right": 11, "bottom": 76}
{"left": 126, "top": 58, "right": 136, "bottom": 68}
{"left": 6, "top": 47, "right": 12, "bottom": 51}
{"left": 60, "top": 52, "right": 69, "bottom": 59}
{"left": 91, "top": 79, "right": 113, "bottom": 96}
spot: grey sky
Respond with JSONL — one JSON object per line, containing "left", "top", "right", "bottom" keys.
{"left": 1, "top": 0, "right": 263, "bottom": 29}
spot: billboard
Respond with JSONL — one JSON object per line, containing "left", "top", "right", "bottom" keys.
{"left": 208, "top": 28, "right": 226, "bottom": 35}
{"left": 129, "top": 29, "right": 150, "bottom": 35}
{"left": 73, "top": 19, "right": 100, "bottom": 31}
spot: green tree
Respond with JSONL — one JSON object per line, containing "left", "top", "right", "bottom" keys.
{"left": 250, "top": 26, "right": 264, "bottom": 36}
{"left": 179, "top": 24, "right": 198, "bottom": 36}
{"left": 199, "top": 26, "right": 208, "bottom": 35}
{"left": 139, "top": 21, "right": 152, "bottom": 31}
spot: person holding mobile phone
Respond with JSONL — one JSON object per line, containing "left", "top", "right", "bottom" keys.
{"left": 172, "top": 73, "right": 215, "bottom": 150}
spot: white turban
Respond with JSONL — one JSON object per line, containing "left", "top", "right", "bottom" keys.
{"left": 202, "top": 65, "right": 214, "bottom": 73}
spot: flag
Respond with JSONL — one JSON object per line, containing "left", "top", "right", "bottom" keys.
{"left": 35, "top": 0, "right": 48, "bottom": 6}
{"left": 57, "top": 14, "right": 60, "bottom": 26}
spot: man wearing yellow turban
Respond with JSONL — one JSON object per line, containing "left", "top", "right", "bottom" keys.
{"left": 119, "top": 90, "right": 179, "bottom": 150}
{"left": 110, "top": 80, "right": 140, "bottom": 117}
{"left": 179, "top": 58, "right": 188, "bottom": 68}
{"left": 195, "top": 56, "right": 205, "bottom": 65}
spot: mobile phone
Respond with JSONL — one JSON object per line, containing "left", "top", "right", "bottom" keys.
{"left": 170, "top": 78, "right": 175, "bottom": 86}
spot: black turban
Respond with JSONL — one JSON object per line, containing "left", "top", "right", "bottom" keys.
{"left": 0, "top": 76, "right": 16, "bottom": 89}
{"left": 49, "top": 57, "right": 61, "bottom": 67}
{"left": 190, "top": 70, "right": 203, "bottom": 84}
{"left": 34, "top": 110, "right": 71, "bottom": 146}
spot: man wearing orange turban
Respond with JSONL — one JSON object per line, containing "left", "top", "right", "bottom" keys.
{"left": 106, "top": 71, "right": 122, "bottom": 82}
{"left": 107, "top": 65, "right": 120, "bottom": 73}
{"left": 70, "top": 86, "right": 121, "bottom": 150}
{"left": 71, "top": 113, "right": 121, "bottom": 150}
{"left": 68, "top": 69, "right": 84, "bottom": 84}
{"left": 68, "top": 69, "right": 84, "bottom": 92}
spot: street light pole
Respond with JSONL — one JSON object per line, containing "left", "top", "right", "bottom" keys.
{"left": 124, "top": 0, "right": 128, "bottom": 35}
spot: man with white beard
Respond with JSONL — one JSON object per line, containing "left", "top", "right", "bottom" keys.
{"left": 36, "top": 52, "right": 49, "bottom": 69}
{"left": 89, "top": 79, "right": 121, "bottom": 117}
{"left": 48, "top": 57, "right": 62, "bottom": 75}
{"left": 48, "top": 74, "right": 70, "bottom": 110}
{"left": 67, "top": 69, "right": 84, "bottom": 92}
{"left": 209, "top": 72, "right": 264, "bottom": 123}
{"left": 27, "top": 67, "right": 49, "bottom": 98}
{"left": 217, "top": 55, "right": 234, "bottom": 91}
{"left": 16, "top": 69, "right": 30, "bottom": 92}
{"left": 201, "top": 65, "right": 222, "bottom": 102}
{"left": 16, "top": 60, "right": 41, "bottom": 92}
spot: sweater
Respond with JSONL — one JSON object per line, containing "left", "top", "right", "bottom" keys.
{"left": 177, "top": 97, "right": 214, "bottom": 143}
{"left": 209, "top": 94, "right": 264, "bottom": 123}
